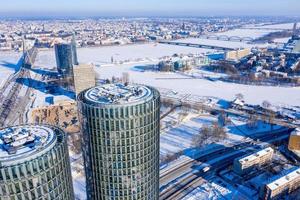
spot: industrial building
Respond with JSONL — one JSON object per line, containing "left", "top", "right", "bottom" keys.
{"left": 0, "top": 125, "right": 74, "bottom": 199}
{"left": 288, "top": 128, "right": 300, "bottom": 151}
{"left": 234, "top": 147, "right": 274, "bottom": 175}
{"left": 78, "top": 83, "right": 160, "bottom": 200}
{"left": 262, "top": 168, "right": 300, "bottom": 200}
{"left": 73, "top": 63, "right": 96, "bottom": 96}
{"left": 54, "top": 38, "right": 78, "bottom": 77}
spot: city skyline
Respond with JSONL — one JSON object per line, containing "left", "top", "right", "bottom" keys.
{"left": 1, "top": 0, "right": 300, "bottom": 18}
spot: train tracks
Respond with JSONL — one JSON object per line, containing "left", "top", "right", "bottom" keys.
{"left": 0, "top": 68, "right": 31, "bottom": 126}
{"left": 159, "top": 129, "right": 293, "bottom": 200}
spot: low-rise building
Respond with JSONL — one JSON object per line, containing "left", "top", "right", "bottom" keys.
{"left": 226, "top": 48, "right": 251, "bottom": 61}
{"left": 234, "top": 147, "right": 274, "bottom": 175}
{"left": 261, "top": 168, "right": 300, "bottom": 200}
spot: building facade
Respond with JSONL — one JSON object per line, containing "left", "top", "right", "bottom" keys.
{"left": 234, "top": 147, "right": 274, "bottom": 175}
{"left": 73, "top": 63, "right": 96, "bottom": 96}
{"left": 78, "top": 83, "right": 160, "bottom": 200}
{"left": 54, "top": 42, "right": 78, "bottom": 77}
{"left": 262, "top": 168, "right": 300, "bottom": 200}
{"left": 288, "top": 128, "right": 300, "bottom": 151}
{"left": 0, "top": 125, "right": 74, "bottom": 200}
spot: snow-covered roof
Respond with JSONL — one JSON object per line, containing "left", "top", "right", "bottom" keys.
{"left": 239, "top": 147, "right": 273, "bottom": 164}
{"left": 267, "top": 168, "right": 300, "bottom": 191}
{"left": 291, "top": 128, "right": 300, "bottom": 136}
{"left": 232, "top": 98, "right": 245, "bottom": 106}
{"left": 84, "top": 83, "right": 153, "bottom": 105}
{"left": 0, "top": 125, "right": 57, "bottom": 166}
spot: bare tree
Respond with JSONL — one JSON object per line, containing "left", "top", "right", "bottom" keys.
{"left": 262, "top": 100, "right": 271, "bottom": 109}
{"left": 212, "top": 122, "right": 227, "bottom": 141}
{"left": 69, "top": 132, "right": 82, "bottom": 155}
{"left": 192, "top": 123, "right": 227, "bottom": 147}
{"left": 235, "top": 93, "right": 244, "bottom": 101}
{"left": 122, "top": 72, "right": 130, "bottom": 84}
{"left": 247, "top": 114, "right": 258, "bottom": 129}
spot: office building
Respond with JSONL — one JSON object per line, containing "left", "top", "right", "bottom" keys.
{"left": 73, "top": 63, "right": 96, "bottom": 96}
{"left": 0, "top": 125, "right": 74, "bottom": 199}
{"left": 78, "top": 83, "right": 160, "bottom": 200}
{"left": 54, "top": 40, "right": 78, "bottom": 77}
{"left": 262, "top": 168, "right": 300, "bottom": 200}
{"left": 234, "top": 147, "right": 274, "bottom": 175}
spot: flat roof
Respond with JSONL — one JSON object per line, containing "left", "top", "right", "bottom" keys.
{"left": 267, "top": 168, "right": 300, "bottom": 191}
{"left": 0, "top": 125, "right": 57, "bottom": 166}
{"left": 83, "top": 83, "right": 153, "bottom": 106}
{"left": 239, "top": 147, "right": 274, "bottom": 164}
{"left": 291, "top": 128, "right": 300, "bottom": 136}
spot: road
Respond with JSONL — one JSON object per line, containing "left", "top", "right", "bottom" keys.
{"left": 159, "top": 128, "right": 293, "bottom": 200}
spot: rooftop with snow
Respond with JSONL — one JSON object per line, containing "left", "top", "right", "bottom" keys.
{"left": 83, "top": 83, "right": 153, "bottom": 106}
{"left": 238, "top": 147, "right": 274, "bottom": 164}
{"left": 291, "top": 128, "right": 300, "bottom": 136}
{"left": 0, "top": 125, "right": 57, "bottom": 166}
{"left": 267, "top": 168, "right": 300, "bottom": 191}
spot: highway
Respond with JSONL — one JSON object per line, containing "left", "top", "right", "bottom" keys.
{"left": 159, "top": 128, "right": 293, "bottom": 200}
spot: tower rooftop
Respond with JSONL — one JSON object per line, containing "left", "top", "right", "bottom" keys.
{"left": 0, "top": 125, "right": 57, "bottom": 166}
{"left": 83, "top": 83, "right": 153, "bottom": 106}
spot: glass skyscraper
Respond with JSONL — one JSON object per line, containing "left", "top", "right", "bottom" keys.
{"left": 78, "top": 83, "right": 160, "bottom": 200}
{"left": 0, "top": 125, "right": 74, "bottom": 200}
{"left": 54, "top": 39, "right": 78, "bottom": 77}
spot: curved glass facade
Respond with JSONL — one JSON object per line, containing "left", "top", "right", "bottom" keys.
{"left": 78, "top": 84, "right": 160, "bottom": 200}
{"left": 0, "top": 125, "right": 74, "bottom": 200}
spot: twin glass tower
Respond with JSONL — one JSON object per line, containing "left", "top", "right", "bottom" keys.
{"left": 0, "top": 83, "right": 160, "bottom": 200}
{"left": 78, "top": 83, "right": 160, "bottom": 200}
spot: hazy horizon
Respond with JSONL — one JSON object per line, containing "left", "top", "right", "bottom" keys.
{"left": 0, "top": 0, "right": 300, "bottom": 18}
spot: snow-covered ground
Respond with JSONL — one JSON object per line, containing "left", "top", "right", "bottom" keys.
{"left": 215, "top": 28, "right": 276, "bottom": 39}
{"left": 273, "top": 37, "right": 291, "bottom": 43}
{"left": 95, "top": 63, "right": 300, "bottom": 106}
{"left": 0, "top": 51, "right": 21, "bottom": 88}
{"left": 245, "top": 22, "right": 298, "bottom": 30}
{"left": 175, "top": 38, "right": 268, "bottom": 49}
{"left": 35, "top": 43, "right": 210, "bottom": 68}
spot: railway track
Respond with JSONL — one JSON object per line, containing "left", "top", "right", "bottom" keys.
{"left": 159, "top": 129, "right": 293, "bottom": 200}
{"left": 0, "top": 68, "right": 31, "bottom": 126}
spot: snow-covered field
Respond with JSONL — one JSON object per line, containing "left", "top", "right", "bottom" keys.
{"left": 175, "top": 38, "right": 268, "bottom": 49}
{"left": 0, "top": 51, "right": 21, "bottom": 88}
{"left": 273, "top": 37, "right": 291, "bottom": 43}
{"left": 95, "top": 63, "right": 300, "bottom": 106}
{"left": 1, "top": 42, "right": 299, "bottom": 107}
{"left": 215, "top": 28, "right": 276, "bottom": 39}
{"left": 245, "top": 22, "right": 298, "bottom": 30}
{"left": 35, "top": 43, "right": 210, "bottom": 68}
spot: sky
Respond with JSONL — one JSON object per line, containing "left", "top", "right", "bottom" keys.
{"left": 0, "top": 0, "right": 299, "bottom": 17}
